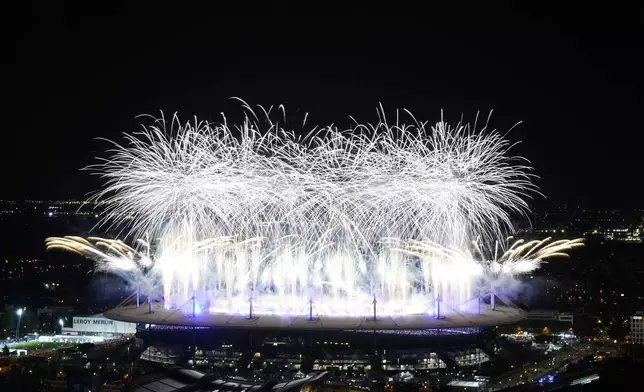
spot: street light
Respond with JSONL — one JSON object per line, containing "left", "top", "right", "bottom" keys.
{"left": 15, "top": 308, "right": 24, "bottom": 340}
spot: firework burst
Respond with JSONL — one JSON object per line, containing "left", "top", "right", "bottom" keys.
{"left": 47, "top": 103, "right": 580, "bottom": 317}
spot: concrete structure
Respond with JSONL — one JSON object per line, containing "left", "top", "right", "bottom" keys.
{"left": 630, "top": 311, "right": 644, "bottom": 345}
{"left": 527, "top": 310, "right": 574, "bottom": 324}
{"left": 37, "top": 306, "right": 75, "bottom": 316}
{"left": 140, "top": 345, "right": 183, "bottom": 365}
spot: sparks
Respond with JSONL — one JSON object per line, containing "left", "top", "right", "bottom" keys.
{"left": 46, "top": 102, "right": 581, "bottom": 317}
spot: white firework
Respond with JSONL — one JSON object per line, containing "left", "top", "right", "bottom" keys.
{"left": 483, "top": 236, "right": 584, "bottom": 279}
{"left": 47, "top": 102, "right": 576, "bottom": 317}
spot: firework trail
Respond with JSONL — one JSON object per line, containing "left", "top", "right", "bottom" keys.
{"left": 479, "top": 237, "right": 584, "bottom": 298}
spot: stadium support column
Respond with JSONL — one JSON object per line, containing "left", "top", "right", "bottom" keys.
{"left": 436, "top": 293, "right": 442, "bottom": 320}
{"left": 309, "top": 298, "right": 314, "bottom": 321}
{"left": 192, "top": 296, "right": 196, "bottom": 318}
{"left": 148, "top": 296, "right": 152, "bottom": 313}
{"left": 491, "top": 289, "right": 496, "bottom": 311}
{"left": 248, "top": 296, "right": 253, "bottom": 320}
{"left": 136, "top": 287, "right": 140, "bottom": 308}
{"left": 373, "top": 295, "right": 377, "bottom": 322}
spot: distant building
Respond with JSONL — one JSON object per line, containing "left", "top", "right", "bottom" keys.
{"left": 37, "top": 306, "right": 75, "bottom": 316}
{"left": 527, "top": 310, "right": 574, "bottom": 324}
{"left": 140, "top": 344, "right": 183, "bottom": 365}
{"left": 631, "top": 311, "right": 644, "bottom": 345}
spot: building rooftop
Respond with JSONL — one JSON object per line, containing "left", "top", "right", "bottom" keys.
{"left": 128, "top": 367, "right": 328, "bottom": 392}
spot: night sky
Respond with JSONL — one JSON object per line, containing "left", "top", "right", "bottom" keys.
{"left": 7, "top": 3, "right": 644, "bottom": 207}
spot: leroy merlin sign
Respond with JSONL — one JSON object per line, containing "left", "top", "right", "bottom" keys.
{"left": 73, "top": 318, "right": 114, "bottom": 326}
{"left": 70, "top": 316, "right": 136, "bottom": 334}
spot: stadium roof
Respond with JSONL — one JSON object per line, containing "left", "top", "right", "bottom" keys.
{"left": 106, "top": 303, "right": 526, "bottom": 331}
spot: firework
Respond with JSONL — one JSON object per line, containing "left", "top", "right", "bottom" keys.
{"left": 47, "top": 103, "right": 580, "bottom": 317}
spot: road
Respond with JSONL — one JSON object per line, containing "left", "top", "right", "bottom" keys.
{"left": 488, "top": 344, "right": 595, "bottom": 390}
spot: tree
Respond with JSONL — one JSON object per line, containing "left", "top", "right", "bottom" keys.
{"left": 2, "top": 345, "right": 9, "bottom": 356}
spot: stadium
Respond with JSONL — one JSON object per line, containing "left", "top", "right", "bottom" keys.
{"left": 45, "top": 104, "right": 583, "bottom": 388}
